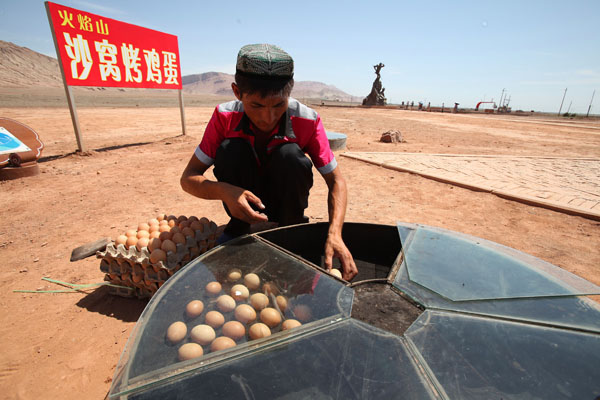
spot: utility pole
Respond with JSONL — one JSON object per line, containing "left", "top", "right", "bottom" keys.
{"left": 499, "top": 88, "right": 505, "bottom": 110}
{"left": 558, "top": 88, "right": 567, "bottom": 116}
{"left": 566, "top": 100, "right": 572, "bottom": 114}
{"left": 586, "top": 90, "right": 595, "bottom": 118}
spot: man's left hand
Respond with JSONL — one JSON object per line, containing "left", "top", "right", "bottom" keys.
{"left": 324, "top": 234, "right": 358, "bottom": 281}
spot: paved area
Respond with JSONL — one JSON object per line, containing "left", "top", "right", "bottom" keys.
{"left": 342, "top": 152, "right": 600, "bottom": 220}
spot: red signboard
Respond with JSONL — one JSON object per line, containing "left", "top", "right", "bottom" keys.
{"left": 46, "top": 2, "right": 182, "bottom": 89}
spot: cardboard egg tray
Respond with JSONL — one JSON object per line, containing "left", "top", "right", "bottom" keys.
{"left": 97, "top": 220, "right": 219, "bottom": 299}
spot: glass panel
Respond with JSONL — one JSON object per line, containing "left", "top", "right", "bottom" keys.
{"left": 393, "top": 256, "right": 600, "bottom": 333}
{"left": 110, "top": 236, "right": 353, "bottom": 398}
{"left": 405, "top": 310, "right": 600, "bottom": 400}
{"left": 401, "top": 224, "right": 600, "bottom": 301}
{"left": 128, "top": 319, "right": 438, "bottom": 400}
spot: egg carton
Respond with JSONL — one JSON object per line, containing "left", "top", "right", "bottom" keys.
{"left": 98, "top": 220, "right": 219, "bottom": 299}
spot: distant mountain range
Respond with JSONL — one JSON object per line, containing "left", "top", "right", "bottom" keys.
{"left": 0, "top": 41, "right": 360, "bottom": 101}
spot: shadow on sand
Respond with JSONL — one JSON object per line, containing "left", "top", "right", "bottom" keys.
{"left": 76, "top": 285, "right": 147, "bottom": 323}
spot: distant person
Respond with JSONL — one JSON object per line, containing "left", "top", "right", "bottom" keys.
{"left": 180, "top": 43, "right": 358, "bottom": 280}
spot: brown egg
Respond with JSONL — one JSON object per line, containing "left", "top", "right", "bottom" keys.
{"left": 149, "top": 230, "right": 160, "bottom": 239}
{"left": 276, "top": 295, "right": 288, "bottom": 312}
{"left": 170, "top": 226, "right": 182, "bottom": 235}
{"left": 263, "top": 282, "right": 280, "bottom": 296}
{"left": 148, "top": 224, "right": 160, "bottom": 233}
{"left": 190, "top": 324, "right": 215, "bottom": 345}
{"left": 179, "top": 220, "right": 190, "bottom": 229}
{"left": 250, "top": 293, "right": 269, "bottom": 311}
{"left": 148, "top": 237, "right": 162, "bottom": 252}
{"left": 188, "top": 215, "right": 199, "bottom": 223}
{"left": 330, "top": 268, "right": 342, "bottom": 279}
{"left": 282, "top": 319, "right": 302, "bottom": 330}
{"left": 157, "top": 213, "right": 167, "bottom": 222}
{"left": 222, "top": 321, "right": 245, "bottom": 341}
{"left": 182, "top": 227, "right": 195, "bottom": 238}
{"left": 199, "top": 217, "right": 210, "bottom": 224}
{"left": 158, "top": 230, "right": 172, "bottom": 241}
{"left": 136, "top": 237, "right": 149, "bottom": 251}
{"left": 205, "top": 310, "right": 225, "bottom": 328}
{"left": 115, "top": 235, "right": 128, "bottom": 246}
{"left": 249, "top": 323, "right": 271, "bottom": 340}
{"left": 205, "top": 281, "right": 222, "bottom": 296}
{"left": 243, "top": 273, "right": 260, "bottom": 290}
{"left": 166, "top": 321, "right": 187, "bottom": 343}
{"left": 230, "top": 284, "right": 249, "bottom": 301}
{"left": 150, "top": 248, "right": 167, "bottom": 263}
{"left": 210, "top": 336, "right": 236, "bottom": 352}
{"left": 161, "top": 239, "right": 177, "bottom": 254}
{"left": 190, "top": 221, "right": 204, "bottom": 232}
{"left": 125, "top": 236, "right": 138, "bottom": 248}
{"left": 177, "top": 215, "right": 188, "bottom": 223}
{"left": 293, "top": 305, "right": 312, "bottom": 322}
{"left": 167, "top": 219, "right": 176, "bottom": 228}
{"left": 167, "top": 214, "right": 177, "bottom": 221}
{"left": 172, "top": 232, "right": 186, "bottom": 245}
{"left": 138, "top": 222, "right": 150, "bottom": 232}
{"left": 260, "top": 307, "right": 282, "bottom": 328}
{"left": 234, "top": 304, "right": 256, "bottom": 324}
{"left": 186, "top": 300, "right": 204, "bottom": 318}
{"left": 178, "top": 343, "right": 203, "bottom": 361}
{"left": 216, "top": 295, "right": 236, "bottom": 313}
{"left": 125, "top": 229, "right": 137, "bottom": 237}
{"left": 136, "top": 230, "right": 150, "bottom": 239}
{"left": 227, "top": 269, "right": 242, "bottom": 282}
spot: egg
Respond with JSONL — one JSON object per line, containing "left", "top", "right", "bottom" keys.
{"left": 166, "top": 321, "right": 187, "bottom": 343}
{"left": 227, "top": 269, "right": 242, "bottom": 282}
{"left": 149, "top": 230, "right": 160, "bottom": 239}
{"left": 190, "top": 221, "right": 204, "bottom": 232}
{"left": 216, "top": 295, "right": 236, "bottom": 313}
{"left": 150, "top": 248, "right": 167, "bottom": 263}
{"left": 115, "top": 235, "right": 128, "bottom": 246}
{"left": 148, "top": 238, "right": 162, "bottom": 252}
{"left": 136, "top": 237, "right": 149, "bottom": 251}
{"left": 125, "top": 236, "right": 138, "bottom": 248}
{"left": 199, "top": 217, "right": 209, "bottom": 224}
{"left": 188, "top": 216, "right": 199, "bottom": 223}
{"left": 158, "top": 230, "right": 172, "bottom": 240}
{"left": 190, "top": 324, "right": 215, "bottom": 345}
{"left": 330, "top": 268, "right": 342, "bottom": 279}
{"left": 148, "top": 224, "right": 160, "bottom": 233}
{"left": 293, "top": 305, "right": 312, "bottom": 322}
{"left": 222, "top": 321, "right": 245, "bottom": 341}
{"left": 157, "top": 213, "right": 166, "bottom": 222}
{"left": 178, "top": 343, "right": 203, "bottom": 361}
{"left": 234, "top": 304, "right": 256, "bottom": 324}
{"left": 250, "top": 293, "right": 269, "bottom": 311}
{"left": 136, "top": 230, "right": 150, "bottom": 239}
{"left": 276, "top": 295, "right": 288, "bottom": 312}
{"left": 282, "top": 319, "right": 302, "bottom": 330}
{"left": 186, "top": 300, "right": 204, "bottom": 318}
{"left": 205, "top": 281, "right": 222, "bottom": 296}
{"left": 260, "top": 307, "right": 282, "bottom": 328}
{"left": 125, "top": 229, "right": 137, "bottom": 237}
{"left": 210, "top": 336, "right": 236, "bottom": 352}
{"left": 167, "top": 219, "right": 176, "bottom": 228}
{"left": 161, "top": 239, "right": 177, "bottom": 254}
{"left": 177, "top": 215, "right": 188, "bottom": 223}
{"left": 172, "top": 232, "right": 186, "bottom": 245}
{"left": 249, "top": 323, "right": 271, "bottom": 340}
{"left": 148, "top": 218, "right": 160, "bottom": 226}
{"left": 182, "top": 227, "right": 195, "bottom": 238}
{"left": 138, "top": 222, "right": 150, "bottom": 232}
{"left": 167, "top": 214, "right": 177, "bottom": 221}
{"left": 230, "top": 284, "right": 249, "bottom": 301}
{"left": 170, "top": 226, "right": 182, "bottom": 235}
{"left": 205, "top": 310, "right": 225, "bottom": 328}
{"left": 243, "top": 273, "right": 260, "bottom": 290}
{"left": 263, "top": 282, "right": 280, "bottom": 296}
{"left": 179, "top": 220, "right": 190, "bottom": 229}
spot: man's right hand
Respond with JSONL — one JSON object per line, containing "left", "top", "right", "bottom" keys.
{"left": 221, "top": 183, "right": 269, "bottom": 224}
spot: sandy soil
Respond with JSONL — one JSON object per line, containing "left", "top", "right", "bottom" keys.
{"left": 1, "top": 101, "right": 599, "bottom": 399}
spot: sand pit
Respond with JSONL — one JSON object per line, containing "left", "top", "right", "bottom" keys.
{"left": 0, "top": 101, "right": 599, "bottom": 399}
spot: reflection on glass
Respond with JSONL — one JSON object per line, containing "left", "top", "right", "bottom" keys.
{"left": 401, "top": 225, "right": 600, "bottom": 301}
{"left": 129, "top": 320, "right": 437, "bottom": 400}
{"left": 405, "top": 310, "right": 600, "bottom": 400}
{"left": 110, "top": 236, "right": 352, "bottom": 398}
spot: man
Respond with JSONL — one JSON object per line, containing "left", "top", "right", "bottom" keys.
{"left": 180, "top": 44, "right": 357, "bottom": 281}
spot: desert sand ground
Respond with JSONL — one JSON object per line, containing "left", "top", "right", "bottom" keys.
{"left": 1, "top": 94, "right": 599, "bottom": 399}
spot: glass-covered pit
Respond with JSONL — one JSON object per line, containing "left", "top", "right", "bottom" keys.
{"left": 109, "top": 222, "right": 600, "bottom": 399}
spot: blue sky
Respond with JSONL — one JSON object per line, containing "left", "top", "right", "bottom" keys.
{"left": 1, "top": 0, "right": 599, "bottom": 113}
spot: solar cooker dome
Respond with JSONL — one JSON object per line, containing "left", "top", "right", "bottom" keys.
{"left": 108, "top": 222, "right": 600, "bottom": 399}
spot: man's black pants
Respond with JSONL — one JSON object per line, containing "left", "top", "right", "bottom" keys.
{"left": 213, "top": 138, "right": 313, "bottom": 236}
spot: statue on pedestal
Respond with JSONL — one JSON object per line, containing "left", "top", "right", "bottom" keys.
{"left": 362, "top": 63, "right": 387, "bottom": 106}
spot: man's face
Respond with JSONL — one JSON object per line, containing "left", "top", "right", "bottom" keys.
{"left": 233, "top": 84, "right": 289, "bottom": 134}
